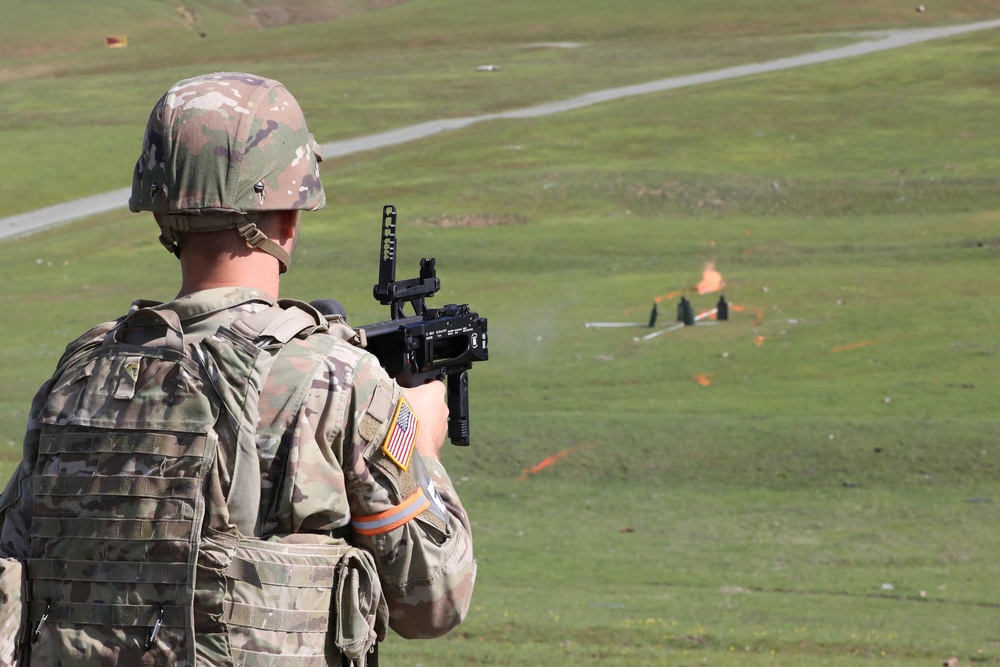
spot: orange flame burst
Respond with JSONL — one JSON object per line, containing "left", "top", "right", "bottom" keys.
{"left": 654, "top": 291, "right": 682, "bottom": 304}
{"left": 517, "top": 447, "right": 578, "bottom": 480}
{"left": 696, "top": 262, "right": 724, "bottom": 295}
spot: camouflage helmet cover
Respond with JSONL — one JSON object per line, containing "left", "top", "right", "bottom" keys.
{"left": 129, "top": 72, "right": 326, "bottom": 218}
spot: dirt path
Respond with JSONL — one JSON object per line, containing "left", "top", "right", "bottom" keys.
{"left": 3, "top": 18, "right": 999, "bottom": 243}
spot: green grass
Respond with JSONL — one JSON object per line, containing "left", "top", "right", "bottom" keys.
{"left": 390, "top": 481, "right": 998, "bottom": 665}
{"left": 2, "top": 1, "right": 1000, "bottom": 664}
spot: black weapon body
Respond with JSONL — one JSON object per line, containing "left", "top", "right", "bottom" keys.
{"left": 358, "top": 205, "right": 488, "bottom": 446}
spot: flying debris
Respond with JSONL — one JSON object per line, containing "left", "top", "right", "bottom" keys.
{"left": 830, "top": 338, "right": 896, "bottom": 353}
{"left": 517, "top": 447, "right": 578, "bottom": 480}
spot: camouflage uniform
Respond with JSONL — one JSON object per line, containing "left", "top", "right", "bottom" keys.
{"left": 0, "top": 287, "right": 476, "bottom": 663}
{"left": 162, "top": 287, "right": 476, "bottom": 637}
{"left": 0, "top": 71, "right": 476, "bottom": 665}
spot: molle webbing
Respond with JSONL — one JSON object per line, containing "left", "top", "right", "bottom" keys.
{"left": 28, "top": 559, "right": 189, "bottom": 584}
{"left": 28, "top": 421, "right": 215, "bottom": 661}
{"left": 24, "top": 301, "right": 378, "bottom": 665}
{"left": 222, "top": 539, "right": 384, "bottom": 667}
{"left": 225, "top": 550, "right": 347, "bottom": 589}
{"left": 28, "top": 599, "right": 186, "bottom": 630}
{"left": 224, "top": 604, "right": 330, "bottom": 634}
{"left": 28, "top": 305, "right": 237, "bottom": 662}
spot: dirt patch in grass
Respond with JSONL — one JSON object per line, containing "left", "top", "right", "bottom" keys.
{"left": 412, "top": 213, "right": 527, "bottom": 228}
{"left": 242, "top": 0, "right": 413, "bottom": 28}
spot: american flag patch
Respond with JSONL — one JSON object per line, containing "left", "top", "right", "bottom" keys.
{"left": 382, "top": 397, "right": 419, "bottom": 470}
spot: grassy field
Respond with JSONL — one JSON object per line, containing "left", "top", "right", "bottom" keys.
{"left": 2, "top": 1, "right": 999, "bottom": 665}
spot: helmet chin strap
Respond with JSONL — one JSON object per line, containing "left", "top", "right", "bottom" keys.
{"left": 236, "top": 220, "right": 292, "bottom": 274}
{"left": 155, "top": 214, "right": 292, "bottom": 274}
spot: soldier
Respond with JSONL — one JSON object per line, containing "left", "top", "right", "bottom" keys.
{"left": 0, "top": 72, "right": 475, "bottom": 665}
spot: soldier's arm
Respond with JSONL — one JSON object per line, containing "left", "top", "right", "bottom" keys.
{"left": 0, "top": 381, "right": 50, "bottom": 558}
{"left": 342, "top": 354, "right": 476, "bottom": 639}
{"left": 0, "top": 463, "right": 31, "bottom": 559}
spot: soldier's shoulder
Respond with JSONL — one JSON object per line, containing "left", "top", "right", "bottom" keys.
{"left": 58, "top": 318, "right": 121, "bottom": 362}
{"left": 276, "top": 330, "right": 377, "bottom": 378}
{"left": 286, "top": 328, "right": 367, "bottom": 358}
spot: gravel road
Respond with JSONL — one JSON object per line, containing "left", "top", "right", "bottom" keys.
{"left": 3, "top": 18, "right": 998, "bottom": 243}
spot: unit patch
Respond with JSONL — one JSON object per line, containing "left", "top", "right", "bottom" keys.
{"left": 382, "top": 397, "right": 419, "bottom": 470}
{"left": 359, "top": 381, "right": 394, "bottom": 442}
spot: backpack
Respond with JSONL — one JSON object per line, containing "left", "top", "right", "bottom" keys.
{"left": 2, "top": 299, "right": 386, "bottom": 666}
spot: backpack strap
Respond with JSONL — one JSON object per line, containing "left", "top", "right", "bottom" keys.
{"left": 275, "top": 298, "right": 366, "bottom": 347}
{"left": 282, "top": 298, "right": 366, "bottom": 347}
{"left": 223, "top": 299, "right": 361, "bottom": 537}
{"left": 229, "top": 301, "right": 326, "bottom": 344}
{"left": 229, "top": 298, "right": 364, "bottom": 347}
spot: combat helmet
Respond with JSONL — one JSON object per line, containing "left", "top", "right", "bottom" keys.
{"left": 129, "top": 72, "right": 325, "bottom": 272}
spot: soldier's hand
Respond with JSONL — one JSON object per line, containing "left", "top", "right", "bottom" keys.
{"left": 402, "top": 380, "right": 449, "bottom": 461}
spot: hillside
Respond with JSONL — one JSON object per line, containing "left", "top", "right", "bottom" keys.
{"left": 1, "top": 2, "right": 999, "bottom": 665}
{"left": 0, "top": 0, "right": 411, "bottom": 62}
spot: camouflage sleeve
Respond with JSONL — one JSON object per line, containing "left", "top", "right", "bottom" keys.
{"left": 331, "top": 351, "right": 476, "bottom": 639}
{"left": 270, "top": 337, "right": 475, "bottom": 639}
{"left": 0, "top": 463, "right": 31, "bottom": 559}
{"left": 0, "top": 381, "right": 49, "bottom": 559}
{"left": 352, "top": 449, "right": 476, "bottom": 640}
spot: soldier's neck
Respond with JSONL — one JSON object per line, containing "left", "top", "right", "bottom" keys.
{"left": 177, "top": 258, "right": 281, "bottom": 301}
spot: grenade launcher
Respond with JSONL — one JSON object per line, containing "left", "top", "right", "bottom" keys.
{"left": 318, "top": 205, "right": 488, "bottom": 446}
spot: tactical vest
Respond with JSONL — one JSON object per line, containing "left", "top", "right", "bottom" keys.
{"left": 9, "top": 300, "right": 386, "bottom": 666}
